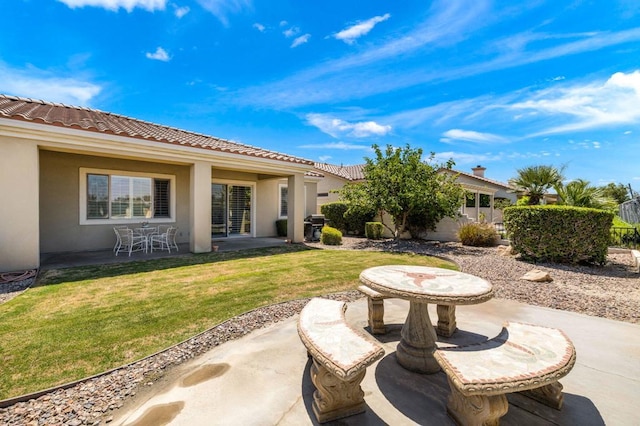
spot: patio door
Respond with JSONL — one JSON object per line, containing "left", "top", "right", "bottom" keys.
{"left": 211, "top": 183, "right": 252, "bottom": 237}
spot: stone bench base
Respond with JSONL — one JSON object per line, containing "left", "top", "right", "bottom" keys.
{"left": 298, "top": 297, "right": 385, "bottom": 423}
{"left": 434, "top": 321, "right": 576, "bottom": 425}
{"left": 357, "top": 284, "right": 457, "bottom": 337}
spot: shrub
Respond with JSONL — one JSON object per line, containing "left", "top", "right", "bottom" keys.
{"left": 321, "top": 202, "right": 348, "bottom": 232}
{"left": 365, "top": 222, "right": 384, "bottom": 239}
{"left": 320, "top": 226, "right": 342, "bottom": 245}
{"left": 457, "top": 222, "right": 498, "bottom": 247}
{"left": 320, "top": 201, "right": 375, "bottom": 235}
{"left": 503, "top": 205, "right": 613, "bottom": 264}
{"left": 275, "top": 219, "right": 287, "bottom": 237}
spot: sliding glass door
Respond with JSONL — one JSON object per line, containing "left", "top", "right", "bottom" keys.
{"left": 211, "top": 183, "right": 252, "bottom": 237}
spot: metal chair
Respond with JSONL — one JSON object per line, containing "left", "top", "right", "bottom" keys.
{"left": 113, "top": 226, "right": 129, "bottom": 252}
{"left": 150, "top": 226, "right": 178, "bottom": 253}
{"left": 114, "top": 227, "right": 147, "bottom": 256}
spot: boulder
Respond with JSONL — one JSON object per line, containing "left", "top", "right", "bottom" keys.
{"left": 521, "top": 269, "right": 553, "bottom": 282}
{"left": 497, "top": 245, "right": 514, "bottom": 256}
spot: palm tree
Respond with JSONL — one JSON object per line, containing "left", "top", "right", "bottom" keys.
{"left": 509, "top": 165, "right": 565, "bottom": 205}
{"left": 554, "top": 179, "right": 617, "bottom": 210}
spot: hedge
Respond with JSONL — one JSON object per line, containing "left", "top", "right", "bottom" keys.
{"left": 503, "top": 205, "right": 613, "bottom": 264}
{"left": 320, "top": 202, "right": 374, "bottom": 235}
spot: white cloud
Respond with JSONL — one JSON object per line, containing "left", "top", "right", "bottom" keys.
{"left": 511, "top": 70, "right": 640, "bottom": 135}
{"left": 306, "top": 113, "right": 391, "bottom": 138}
{"left": 291, "top": 34, "right": 311, "bottom": 48}
{"left": 283, "top": 27, "right": 300, "bottom": 38}
{"left": 174, "top": 5, "right": 189, "bottom": 18}
{"left": 441, "top": 129, "right": 508, "bottom": 144}
{"left": 334, "top": 13, "right": 391, "bottom": 44}
{"left": 299, "top": 142, "right": 372, "bottom": 151}
{"left": 624, "top": 130, "right": 632, "bottom": 134}
{"left": 433, "top": 151, "right": 503, "bottom": 166}
{"left": 196, "top": 0, "right": 252, "bottom": 26}
{"left": 0, "top": 64, "right": 101, "bottom": 106}
{"left": 318, "top": 155, "right": 332, "bottom": 162}
{"left": 235, "top": 1, "right": 493, "bottom": 108}
{"left": 253, "top": 23, "right": 265, "bottom": 32}
{"left": 145, "top": 47, "right": 171, "bottom": 61}
{"left": 57, "top": 0, "right": 165, "bottom": 12}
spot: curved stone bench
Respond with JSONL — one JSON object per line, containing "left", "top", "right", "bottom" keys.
{"left": 434, "top": 321, "right": 576, "bottom": 425}
{"left": 297, "top": 297, "right": 385, "bottom": 423}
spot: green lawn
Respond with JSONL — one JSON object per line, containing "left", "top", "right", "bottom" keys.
{"left": 0, "top": 245, "right": 455, "bottom": 399}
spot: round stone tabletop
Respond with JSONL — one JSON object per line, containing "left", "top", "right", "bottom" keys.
{"left": 360, "top": 265, "right": 493, "bottom": 305}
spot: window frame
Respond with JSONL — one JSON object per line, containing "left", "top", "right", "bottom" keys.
{"left": 79, "top": 167, "right": 176, "bottom": 225}
{"left": 279, "top": 184, "right": 288, "bottom": 219}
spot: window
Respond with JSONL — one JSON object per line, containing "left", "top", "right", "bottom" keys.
{"left": 465, "top": 193, "right": 476, "bottom": 208}
{"left": 479, "top": 194, "right": 491, "bottom": 208}
{"left": 279, "top": 183, "right": 307, "bottom": 217}
{"left": 80, "top": 168, "right": 174, "bottom": 224}
{"left": 279, "top": 185, "right": 288, "bottom": 218}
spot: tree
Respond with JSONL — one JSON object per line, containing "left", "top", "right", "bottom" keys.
{"left": 599, "top": 182, "right": 631, "bottom": 205}
{"left": 339, "top": 144, "right": 465, "bottom": 239}
{"left": 555, "top": 179, "right": 617, "bottom": 211}
{"left": 508, "top": 165, "right": 565, "bottom": 205}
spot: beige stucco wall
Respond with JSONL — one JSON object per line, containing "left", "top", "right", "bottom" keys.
{"left": 39, "top": 150, "right": 191, "bottom": 253}
{"left": 0, "top": 137, "right": 40, "bottom": 271}
{"left": 421, "top": 215, "right": 473, "bottom": 242}
{"left": 316, "top": 174, "right": 349, "bottom": 213}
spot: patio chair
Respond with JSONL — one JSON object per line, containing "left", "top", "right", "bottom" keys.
{"left": 150, "top": 226, "right": 179, "bottom": 253}
{"left": 113, "top": 226, "right": 130, "bottom": 253}
{"left": 115, "top": 227, "right": 147, "bottom": 256}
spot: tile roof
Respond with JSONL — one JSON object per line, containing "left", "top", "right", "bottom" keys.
{"left": 314, "top": 163, "right": 366, "bottom": 181}
{"left": 314, "top": 161, "right": 512, "bottom": 189}
{"left": 442, "top": 168, "right": 513, "bottom": 190}
{"left": 0, "top": 94, "right": 313, "bottom": 165}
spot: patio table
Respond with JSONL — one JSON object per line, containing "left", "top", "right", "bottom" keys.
{"left": 359, "top": 265, "right": 493, "bottom": 374}
{"left": 134, "top": 227, "right": 158, "bottom": 253}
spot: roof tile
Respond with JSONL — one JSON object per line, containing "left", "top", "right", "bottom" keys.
{"left": 0, "top": 94, "right": 313, "bottom": 165}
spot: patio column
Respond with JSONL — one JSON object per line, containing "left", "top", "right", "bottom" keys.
{"left": 190, "top": 161, "right": 212, "bottom": 253}
{"left": 0, "top": 140, "right": 39, "bottom": 271}
{"left": 287, "top": 173, "right": 305, "bottom": 243}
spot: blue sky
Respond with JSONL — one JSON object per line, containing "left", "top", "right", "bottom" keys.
{"left": 2, "top": 0, "right": 640, "bottom": 186}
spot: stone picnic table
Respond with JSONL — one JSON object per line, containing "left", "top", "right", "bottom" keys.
{"left": 359, "top": 265, "right": 493, "bottom": 374}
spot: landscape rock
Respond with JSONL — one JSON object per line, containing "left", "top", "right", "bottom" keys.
{"left": 520, "top": 269, "right": 553, "bottom": 282}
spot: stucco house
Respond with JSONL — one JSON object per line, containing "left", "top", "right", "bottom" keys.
{"left": 314, "top": 162, "right": 516, "bottom": 241}
{"left": 0, "top": 95, "right": 319, "bottom": 273}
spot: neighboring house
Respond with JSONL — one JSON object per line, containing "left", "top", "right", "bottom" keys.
{"left": 314, "top": 163, "right": 516, "bottom": 241}
{"left": 314, "top": 163, "right": 365, "bottom": 212}
{"left": 0, "top": 95, "right": 317, "bottom": 272}
{"left": 440, "top": 165, "right": 517, "bottom": 223}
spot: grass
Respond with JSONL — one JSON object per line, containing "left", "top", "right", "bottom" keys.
{"left": 0, "top": 245, "right": 455, "bottom": 400}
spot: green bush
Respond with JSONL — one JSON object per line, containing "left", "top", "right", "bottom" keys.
{"left": 320, "top": 226, "right": 342, "bottom": 245}
{"left": 365, "top": 222, "right": 384, "bottom": 239}
{"left": 503, "top": 205, "right": 613, "bottom": 264}
{"left": 275, "top": 219, "right": 287, "bottom": 237}
{"left": 320, "top": 201, "right": 375, "bottom": 235}
{"left": 457, "top": 222, "right": 498, "bottom": 247}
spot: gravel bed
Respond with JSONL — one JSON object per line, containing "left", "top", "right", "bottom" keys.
{"left": 0, "top": 239, "right": 638, "bottom": 425}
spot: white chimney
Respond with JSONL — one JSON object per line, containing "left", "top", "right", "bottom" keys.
{"left": 472, "top": 165, "right": 486, "bottom": 178}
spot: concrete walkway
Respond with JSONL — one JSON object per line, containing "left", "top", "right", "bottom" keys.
{"left": 112, "top": 297, "right": 640, "bottom": 425}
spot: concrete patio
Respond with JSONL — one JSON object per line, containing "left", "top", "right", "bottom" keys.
{"left": 112, "top": 297, "right": 639, "bottom": 425}
{"left": 39, "top": 237, "right": 288, "bottom": 270}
